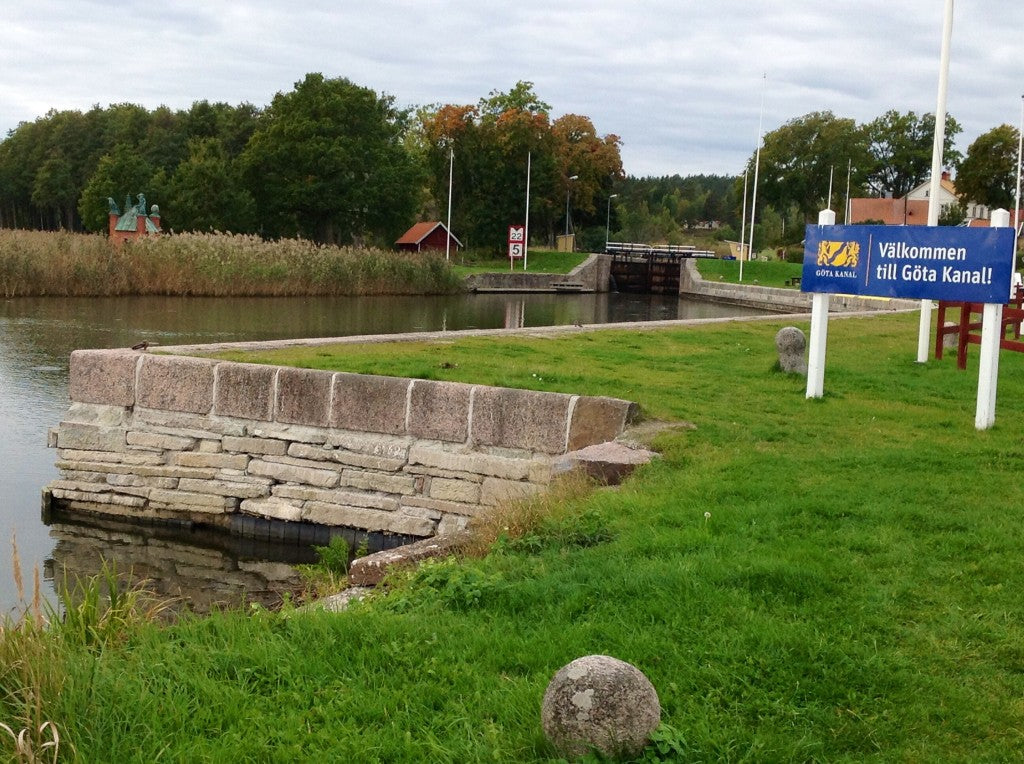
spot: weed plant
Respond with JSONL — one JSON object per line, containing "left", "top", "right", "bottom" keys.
{"left": 12, "top": 312, "right": 1024, "bottom": 760}
{"left": 0, "top": 229, "right": 462, "bottom": 297}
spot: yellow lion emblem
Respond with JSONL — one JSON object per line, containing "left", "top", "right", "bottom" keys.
{"left": 816, "top": 240, "right": 860, "bottom": 268}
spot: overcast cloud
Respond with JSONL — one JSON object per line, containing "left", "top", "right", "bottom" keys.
{"left": 1, "top": 1, "right": 1021, "bottom": 177}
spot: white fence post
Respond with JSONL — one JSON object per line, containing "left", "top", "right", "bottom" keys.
{"left": 975, "top": 208, "right": 1011, "bottom": 430}
{"left": 806, "top": 209, "right": 834, "bottom": 399}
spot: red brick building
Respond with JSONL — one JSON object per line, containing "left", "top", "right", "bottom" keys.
{"left": 108, "top": 193, "right": 161, "bottom": 247}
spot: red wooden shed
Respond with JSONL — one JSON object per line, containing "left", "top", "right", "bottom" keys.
{"left": 395, "top": 221, "right": 462, "bottom": 253}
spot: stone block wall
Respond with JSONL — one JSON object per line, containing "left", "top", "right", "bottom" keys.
{"left": 679, "top": 259, "right": 918, "bottom": 313}
{"left": 465, "top": 254, "right": 611, "bottom": 292}
{"left": 47, "top": 350, "right": 638, "bottom": 541}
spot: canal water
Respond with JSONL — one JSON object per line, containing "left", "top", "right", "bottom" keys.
{"left": 1, "top": 292, "right": 767, "bottom": 615}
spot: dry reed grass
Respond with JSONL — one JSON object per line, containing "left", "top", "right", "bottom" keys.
{"left": 0, "top": 229, "right": 462, "bottom": 297}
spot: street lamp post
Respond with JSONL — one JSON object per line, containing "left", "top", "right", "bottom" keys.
{"left": 565, "top": 175, "right": 578, "bottom": 238}
{"left": 605, "top": 193, "right": 618, "bottom": 251}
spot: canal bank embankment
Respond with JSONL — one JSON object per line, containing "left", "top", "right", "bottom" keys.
{"left": 679, "top": 259, "right": 919, "bottom": 313}
{"left": 10, "top": 312, "right": 1024, "bottom": 761}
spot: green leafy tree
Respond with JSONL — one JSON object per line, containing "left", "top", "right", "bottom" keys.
{"left": 864, "top": 109, "right": 962, "bottom": 196}
{"left": 416, "top": 83, "right": 559, "bottom": 252}
{"left": 938, "top": 201, "right": 966, "bottom": 226}
{"left": 241, "top": 73, "right": 419, "bottom": 245}
{"left": 744, "top": 111, "right": 872, "bottom": 222}
{"left": 551, "top": 113, "right": 624, "bottom": 238}
{"left": 167, "top": 138, "right": 256, "bottom": 233}
{"left": 78, "top": 144, "right": 157, "bottom": 232}
{"left": 31, "top": 153, "right": 77, "bottom": 229}
{"left": 478, "top": 81, "right": 552, "bottom": 120}
{"left": 956, "top": 124, "right": 1021, "bottom": 209}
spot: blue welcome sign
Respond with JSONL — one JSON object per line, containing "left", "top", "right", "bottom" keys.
{"left": 801, "top": 225, "right": 1015, "bottom": 302}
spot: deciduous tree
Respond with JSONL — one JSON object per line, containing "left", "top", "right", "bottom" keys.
{"left": 746, "top": 111, "right": 871, "bottom": 221}
{"left": 241, "top": 73, "right": 419, "bottom": 245}
{"left": 956, "top": 124, "right": 1021, "bottom": 209}
{"left": 864, "top": 109, "right": 962, "bottom": 197}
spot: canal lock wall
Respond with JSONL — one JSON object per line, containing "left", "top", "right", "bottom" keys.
{"left": 44, "top": 349, "right": 638, "bottom": 545}
{"left": 678, "top": 259, "right": 918, "bottom": 312}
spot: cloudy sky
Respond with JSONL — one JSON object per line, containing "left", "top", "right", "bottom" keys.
{"left": 1, "top": 1, "right": 1021, "bottom": 177}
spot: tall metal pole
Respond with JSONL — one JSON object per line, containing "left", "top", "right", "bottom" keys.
{"left": 827, "top": 165, "right": 834, "bottom": 212}
{"left": 524, "top": 152, "right": 532, "bottom": 271}
{"left": 844, "top": 159, "right": 852, "bottom": 224}
{"left": 605, "top": 193, "right": 618, "bottom": 251}
{"left": 739, "top": 170, "right": 748, "bottom": 263}
{"left": 445, "top": 149, "right": 454, "bottom": 262}
{"left": 917, "top": 0, "right": 954, "bottom": 363}
{"left": 744, "top": 73, "right": 766, "bottom": 283}
{"left": 1014, "top": 95, "right": 1023, "bottom": 260}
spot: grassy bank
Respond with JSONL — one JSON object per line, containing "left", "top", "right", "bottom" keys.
{"left": 451, "top": 248, "right": 588, "bottom": 277}
{"left": 696, "top": 257, "right": 803, "bottom": 288}
{"left": 8, "top": 312, "right": 1024, "bottom": 760}
{"left": 0, "top": 229, "right": 463, "bottom": 297}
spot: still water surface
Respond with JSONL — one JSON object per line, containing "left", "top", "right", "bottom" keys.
{"left": 1, "top": 292, "right": 767, "bottom": 615}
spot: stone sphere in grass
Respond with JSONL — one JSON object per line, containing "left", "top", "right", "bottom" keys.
{"left": 541, "top": 655, "right": 660, "bottom": 759}
{"left": 775, "top": 326, "right": 807, "bottom": 374}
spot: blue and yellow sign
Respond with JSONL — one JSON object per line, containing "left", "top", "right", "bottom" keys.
{"left": 801, "top": 225, "right": 1015, "bottom": 302}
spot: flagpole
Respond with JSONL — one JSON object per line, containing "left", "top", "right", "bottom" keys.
{"left": 827, "top": 165, "right": 834, "bottom": 212}
{"left": 844, "top": 159, "right": 852, "bottom": 224}
{"left": 917, "top": 0, "right": 954, "bottom": 363}
{"left": 744, "top": 73, "right": 766, "bottom": 282}
{"left": 1014, "top": 95, "right": 1023, "bottom": 261}
{"left": 739, "top": 170, "right": 748, "bottom": 263}
{"left": 445, "top": 148, "right": 454, "bottom": 262}
{"left": 524, "top": 152, "right": 532, "bottom": 271}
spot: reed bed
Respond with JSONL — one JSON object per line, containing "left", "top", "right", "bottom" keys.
{"left": 0, "top": 229, "right": 463, "bottom": 297}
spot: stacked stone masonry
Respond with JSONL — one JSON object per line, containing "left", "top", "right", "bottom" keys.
{"left": 47, "top": 349, "right": 638, "bottom": 540}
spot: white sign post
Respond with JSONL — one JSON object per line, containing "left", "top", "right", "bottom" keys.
{"left": 805, "top": 209, "right": 834, "bottom": 399}
{"left": 802, "top": 210, "right": 1014, "bottom": 426}
{"left": 975, "top": 208, "right": 1011, "bottom": 429}
{"left": 508, "top": 225, "right": 525, "bottom": 271}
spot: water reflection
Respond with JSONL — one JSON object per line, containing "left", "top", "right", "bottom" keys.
{"left": 504, "top": 299, "right": 526, "bottom": 329}
{"left": 1, "top": 292, "right": 770, "bottom": 614}
{"left": 46, "top": 512, "right": 309, "bottom": 614}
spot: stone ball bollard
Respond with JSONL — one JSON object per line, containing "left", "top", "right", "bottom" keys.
{"left": 942, "top": 321, "right": 958, "bottom": 350}
{"left": 541, "top": 655, "right": 660, "bottom": 760}
{"left": 775, "top": 326, "right": 808, "bottom": 374}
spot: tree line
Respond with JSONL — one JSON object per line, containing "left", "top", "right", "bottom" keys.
{"left": 0, "top": 75, "right": 623, "bottom": 253}
{"left": 735, "top": 110, "right": 1022, "bottom": 250}
{"left": 2, "top": 74, "right": 1018, "bottom": 254}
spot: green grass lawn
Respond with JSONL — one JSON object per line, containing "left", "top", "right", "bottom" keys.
{"left": 8, "top": 312, "right": 1024, "bottom": 761}
{"left": 696, "top": 257, "right": 804, "bottom": 288}
{"left": 451, "top": 249, "right": 588, "bottom": 277}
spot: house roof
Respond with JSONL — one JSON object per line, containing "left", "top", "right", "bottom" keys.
{"left": 395, "top": 221, "right": 463, "bottom": 248}
{"left": 967, "top": 209, "right": 1023, "bottom": 229}
{"left": 905, "top": 176, "right": 958, "bottom": 200}
{"left": 849, "top": 198, "right": 932, "bottom": 226}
